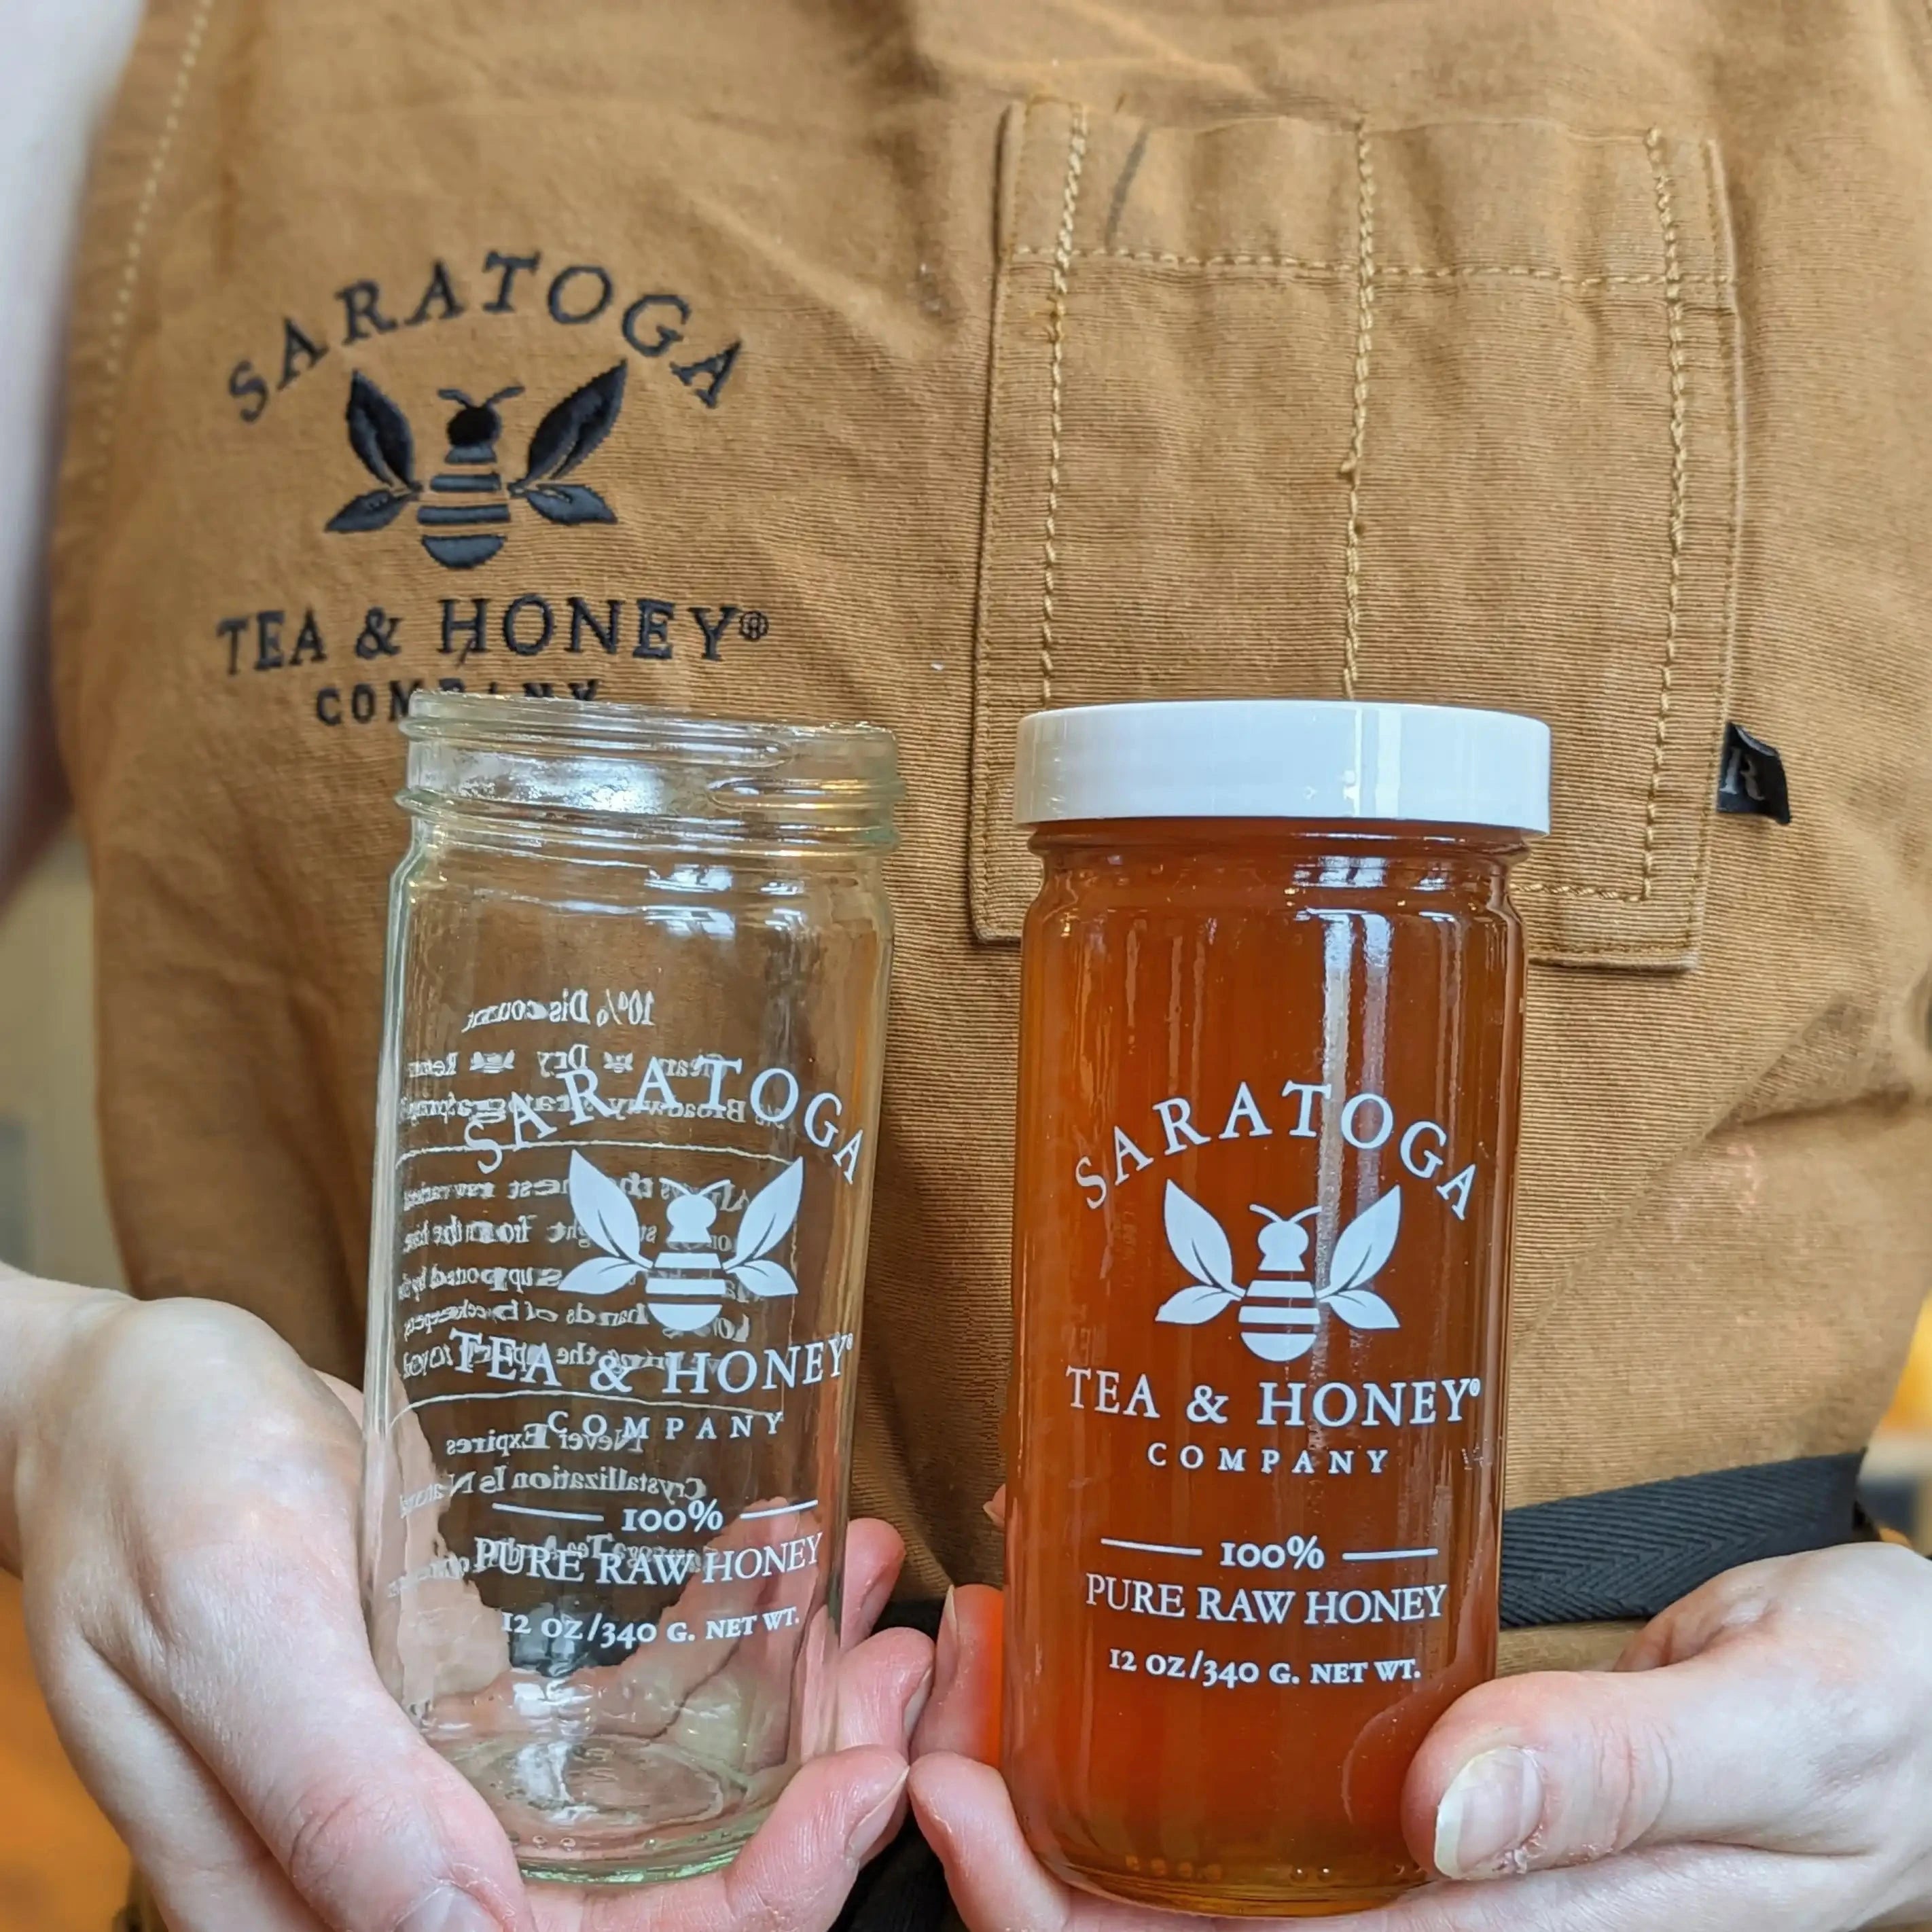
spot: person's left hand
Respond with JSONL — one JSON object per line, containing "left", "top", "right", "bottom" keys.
{"left": 910, "top": 1542, "right": 1932, "bottom": 1931}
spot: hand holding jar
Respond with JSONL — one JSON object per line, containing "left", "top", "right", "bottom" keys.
{"left": 910, "top": 1543, "right": 1932, "bottom": 1931}
{"left": 904, "top": 700, "right": 1932, "bottom": 1930}
{"left": 0, "top": 1280, "right": 931, "bottom": 1932}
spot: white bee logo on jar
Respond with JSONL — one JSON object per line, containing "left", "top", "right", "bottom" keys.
{"left": 1156, "top": 1181, "right": 1401, "bottom": 1362}
{"left": 557, "top": 1150, "right": 802, "bottom": 1334}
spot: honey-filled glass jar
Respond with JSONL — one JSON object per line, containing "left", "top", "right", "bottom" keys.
{"left": 1004, "top": 700, "right": 1550, "bottom": 1917}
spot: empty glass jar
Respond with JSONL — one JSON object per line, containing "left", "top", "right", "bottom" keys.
{"left": 361, "top": 694, "right": 898, "bottom": 1882}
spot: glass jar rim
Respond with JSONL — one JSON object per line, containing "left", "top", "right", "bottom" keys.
{"left": 400, "top": 693, "right": 901, "bottom": 848}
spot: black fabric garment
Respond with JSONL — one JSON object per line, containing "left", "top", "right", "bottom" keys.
{"left": 1498, "top": 1452, "right": 1873, "bottom": 1628}
{"left": 836, "top": 1598, "right": 952, "bottom": 1932}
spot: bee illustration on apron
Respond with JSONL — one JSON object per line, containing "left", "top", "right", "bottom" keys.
{"left": 325, "top": 364, "right": 628, "bottom": 569}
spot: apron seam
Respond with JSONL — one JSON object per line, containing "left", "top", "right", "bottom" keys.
{"left": 1341, "top": 118, "right": 1378, "bottom": 700}
{"left": 1639, "top": 126, "right": 1692, "bottom": 911}
{"left": 92, "top": 0, "right": 217, "bottom": 509}
{"left": 1038, "top": 104, "right": 1090, "bottom": 706}
{"left": 1014, "top": 245, "right": 1732, "bottom": 287}
{"left": 1518, "top": 126, "right": 1699, "bottom": 915}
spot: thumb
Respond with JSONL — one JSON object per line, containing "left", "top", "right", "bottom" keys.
{"left": 1406, "top": 1628, "right": 1819, "bottom": 1880}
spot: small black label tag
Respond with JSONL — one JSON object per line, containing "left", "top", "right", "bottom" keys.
{"left": 1716, "top": 721, "right": 1792, "bottom": 824}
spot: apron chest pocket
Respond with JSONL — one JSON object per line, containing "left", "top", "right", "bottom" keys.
{"left": 969, "top": 102, "right": 1741, "bottom": 969}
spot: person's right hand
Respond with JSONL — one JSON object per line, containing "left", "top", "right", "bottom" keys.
{"left": 11, "top": 1289, "right": 931, "bottom": 1932}
{"left": 910, "top": 1549, "right": 1932, "bottom": 1932}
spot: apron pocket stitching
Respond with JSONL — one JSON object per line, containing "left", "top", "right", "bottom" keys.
{"left": 970, "top": 106, "right": 1744, "bottom": 968}
{"left": 1342, "top": 119, "right": 1378, "bottom": 701}
{"left": 1518, "top": 127, "right": 1694, "bottom": 913}
{"left": 1039, "top": 105, "right": 1091, "bottom": 707}
{"left": 1637, "top": 125, "right": 1693, "bottom": 909}
{"left": 1016, "top": 243, "right": 1353, "bottom": 273}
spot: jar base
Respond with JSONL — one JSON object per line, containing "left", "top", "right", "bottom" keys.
{"left": 516, "top": 1830, "right": 757, "bottom": 1886}
{"left": 1047, "top": 1847, "right": 1423, "bottom": 1919}
{"left": 440, "top": 1730, "right": 771, "bottom": 1884}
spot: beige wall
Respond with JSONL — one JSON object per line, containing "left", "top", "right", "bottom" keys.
{"left": 0, "top": 831, "right": 120, "bottom": 1290}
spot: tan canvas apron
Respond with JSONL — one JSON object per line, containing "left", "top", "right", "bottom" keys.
{"left": 52, "top": 1, "right": 1932, "bottom": 1921}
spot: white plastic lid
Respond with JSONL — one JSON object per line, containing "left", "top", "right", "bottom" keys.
{"left": 1014, "top": 700, "right": 1550, "bottom": 834}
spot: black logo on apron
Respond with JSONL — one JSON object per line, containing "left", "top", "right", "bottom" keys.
{"left": 327, "top": 364, "right": 627, "bottom": 570}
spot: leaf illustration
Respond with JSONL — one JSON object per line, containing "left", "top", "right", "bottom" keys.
{"left": 518, "top": 482, "right": 615, "bottom": 524}
{"left": 518, "top": 363, "right": 628, "bottom": 484}
{"left": 1163, "top": 1181, "right": 1238, "bottom": 1291}
{"left": 1324, "top": 1185, "right": 1402, "bottom": 1296}
{"left": 344, "top": 371, "right": 416, "bottom": 488}
{"left": 326, "top": 487, "right": 412, "bottom": 533}
{"left": 730, "top": 1256, "right": 798, "bottom": 1300}
{"left": 569, "top": 1150, "right": 643, "bottom": 1264}
{"left": 732, "top": 1158, "right": 804, "bottom": 1266}
{"left": 1157, "top": 1282, "right": 1240, "bottom": 1325}
{"left": 558, "top": 1255, "right": 641, "bottom": 1299}
{"left": 1324, "top": 1287, "right": 1401, "bottom": 1331}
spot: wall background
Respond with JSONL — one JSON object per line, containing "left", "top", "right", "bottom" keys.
{"left": 0, "top": 834, "right": 126, "bottom": 1931}
{"left": 0, "top": 833, "right": 120, "bottom": 1291}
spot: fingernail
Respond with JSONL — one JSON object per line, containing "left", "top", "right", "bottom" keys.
{"left": 846, "top": 1766, "right": 910, "bottom": 1861}
{"left": 902, "top": 1658, "right": 936, "bottom": 1747}
{"left": 853, "top": 1569, "right": 895, "bottom": 1640}
{"left": 931, "top": 1587, "right": 960, "bottom": 1707}
{"left": 1433, "top": 1747, "right": 1543, "bottom": 1879}
{"left": 395, "top": 1887, "right": 507, "bottom": 1932}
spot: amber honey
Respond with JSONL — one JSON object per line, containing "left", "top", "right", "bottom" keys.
{"left": 1003, "top": 702, "right": 1545, "bottom": 1916}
